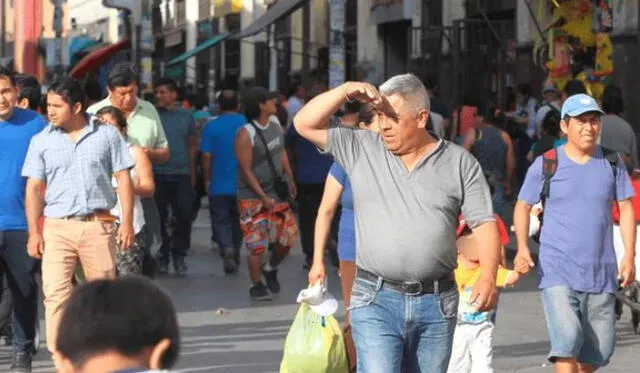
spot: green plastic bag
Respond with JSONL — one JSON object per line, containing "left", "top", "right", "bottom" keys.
{"left": 280, "top": 304, "right": 349, "bottom": 373}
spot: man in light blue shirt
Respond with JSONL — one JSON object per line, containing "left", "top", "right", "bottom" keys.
{"left": 22, "top": 78, "right": 135, "bottom": 358}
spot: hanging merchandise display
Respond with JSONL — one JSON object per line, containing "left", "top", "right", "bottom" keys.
{"left": 533, "top": 0, "right": 615, "bottom": 101}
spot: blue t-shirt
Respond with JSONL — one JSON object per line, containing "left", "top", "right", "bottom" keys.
{"left": 155, "top": 107, "right": 195, "bottom": 175}
{"left": 199, "top": 113, "right": 247, "bottom": 195}
{"left": 0, "top": 108, "right": 47, "bottom": 230}
{"left": 518, "top": 145, "right": 634, "bottom": 293}
{"left": 329, "top": 162, "right": 355, "bottom": 262}
{"left": 288, "top": 125, "right": 333, "bottom": 184}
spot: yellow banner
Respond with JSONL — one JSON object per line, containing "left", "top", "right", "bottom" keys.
{"left": 213, "top": 0, "right": 242, "bottom": 17}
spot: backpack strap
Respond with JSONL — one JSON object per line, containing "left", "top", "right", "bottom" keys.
{"left": 602, "top": 147, "right": 619, "bottom": 201}
{"left": 545, "top": 102, "right": 561, "bottom": 115}
{"left": 540, "top": 148, "right": 558, "bottom": 207}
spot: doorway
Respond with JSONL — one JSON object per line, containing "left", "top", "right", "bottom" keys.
{"left": 381, "top": 20, "right": 411, "bottom": 79}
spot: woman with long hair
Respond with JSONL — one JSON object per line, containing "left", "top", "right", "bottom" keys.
{"left": 96, "top": 106, "right": 156, "bottom": 276}
{"left": 308, "top": 103, "right": 379, "bottom": 372}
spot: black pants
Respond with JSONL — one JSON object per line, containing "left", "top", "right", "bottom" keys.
{"left": 296, "top": 183, "right": 325, "bottom": 262}
{"left": 155, "top": 174, "right": 195, "bottom": 261}
{"left": 0, "top": 267, "right": 11, "bottom": 334}
{"left": 0, "top": 230, "right": 38, "bottom": 353}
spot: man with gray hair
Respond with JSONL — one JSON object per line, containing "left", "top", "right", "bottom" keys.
{"left": 295, "top": 74, "right": 501, "bottom": 372}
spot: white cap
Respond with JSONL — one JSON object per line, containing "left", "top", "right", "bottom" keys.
{"left": 296, "top": 281, "right": 338, "bottom": 317}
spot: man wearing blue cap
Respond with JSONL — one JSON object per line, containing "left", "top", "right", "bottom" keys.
{"left": 513, "top": 94, "right": 637, "bottom": 373}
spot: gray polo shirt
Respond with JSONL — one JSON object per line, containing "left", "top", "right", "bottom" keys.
{"left": 325, "top": 126, "right": 494, "bottom": 282}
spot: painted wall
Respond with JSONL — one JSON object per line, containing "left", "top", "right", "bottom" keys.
{"left": 14, "top": 0, "right": 41, "bottom": 76}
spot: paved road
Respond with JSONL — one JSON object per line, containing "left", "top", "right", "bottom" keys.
{"left": 1, "top": 206, "right": 639, "bottom": 372}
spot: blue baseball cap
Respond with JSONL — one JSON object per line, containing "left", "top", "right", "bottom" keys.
{"left": 561, "top": 94, "right": 604, "bottom": 118}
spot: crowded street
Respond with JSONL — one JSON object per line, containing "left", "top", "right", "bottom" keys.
{"left": 1, "top": 1, "right": 640, "bottom": 373}
{"left": 1, "top": 205, "right": 638, "bottom": 373}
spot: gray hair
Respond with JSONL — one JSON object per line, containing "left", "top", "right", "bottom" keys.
{"left": 379, "top": 73, "right": 430, "bottom": 114}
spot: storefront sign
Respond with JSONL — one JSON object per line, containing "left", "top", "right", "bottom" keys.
{"left": 140, "top": 57, "right": 153, "bottom": 90}
{"left": 370, "top": 0, "right": 412, "bottom": 25}
{"left": 140, "top": 13, "right": 155, "bottom": 52}
{"left": 164, "top": 29, "right": 183, "bottom": 48}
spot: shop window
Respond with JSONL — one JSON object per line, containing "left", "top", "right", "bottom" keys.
{"left": 274, "top": 16, "right": 291, "bottom": 92}
{"left": 224, "top": 13, "right": 241, "bottom": 90}
{"left": 317, "top": 47, "right": 328, "bottom": 72}
{"left": 254, "top": 41, "right": 269, "bottom": 88}
{"left": 176, "top": 0, "right": 186, "bottom": 26}
{"left": 198, "top": 0, "right": 211, "bottom": 19}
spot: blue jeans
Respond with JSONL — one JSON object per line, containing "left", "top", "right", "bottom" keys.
{"left": 0, "top": 230, "right": 38, "bottom": 354}
{"left": 349, "top": 275, "right": 459, "bottom": 373}
{"left": 154, "top": 174, "right": 195, "bottom": 261}
{"left": 208, "top": 195, "right": 242, "bottom": 260}
{"left": 542, "top": 286, "right": 616, "bottom": 367}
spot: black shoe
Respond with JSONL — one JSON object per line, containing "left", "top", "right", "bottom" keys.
{"left": 157, "top": 260, "right": 169, "bottom": 275}
{"left": 222, "top": 248, "right": 238, "bottom": 274}
{"left": 262, "top": 266, "right": 281, "bottom": 294}
{"left": 250, "top": 283, "right": 273, "bottom": 301}
{"left": 303, "top": 257, "right": 312, "bottom": 270}
{"left": 0, "top": 323, "right": 13, "bottom": 346}
{"left": 174, "top": 257, "right": 188, "bottom": 276}
{"left": 10, "top": 351, "right": 32, "bottom": 373}
{"left": 142, "top": 254, "right": 158, "bottom": 278}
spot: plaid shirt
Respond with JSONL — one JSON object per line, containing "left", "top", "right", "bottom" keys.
{"left": 21, "top": 115, "right": 133, "bottom": 218}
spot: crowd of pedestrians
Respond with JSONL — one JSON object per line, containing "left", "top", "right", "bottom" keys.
{"left": 0, "top": 58, "right": 637, "bottom": 373}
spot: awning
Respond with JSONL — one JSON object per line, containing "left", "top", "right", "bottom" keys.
{"left": 166, "top": 33, "right": 228, "bottom": 67}
{"left": 69, "top": 39, "right": 131, "bottom": 79}
{"left": 69, "top": 35, "right": 102, "bottom": 67}
{"left": 232, "top": 0, "right": 309, "bottom": 39}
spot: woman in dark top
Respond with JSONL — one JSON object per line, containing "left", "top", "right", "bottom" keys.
{"left": 463, "top": 104, "right": 516, "bottom": 220}
{"left": 527, "top": 108, "right": 565, "bottom": 161}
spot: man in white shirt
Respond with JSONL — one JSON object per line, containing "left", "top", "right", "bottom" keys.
{"left": 535, "top": 82, "right": 562, "bottom": 139}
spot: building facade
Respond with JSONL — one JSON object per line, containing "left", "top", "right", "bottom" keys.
{"left": 68, "top": 0, "right": 120, "bottom": 43}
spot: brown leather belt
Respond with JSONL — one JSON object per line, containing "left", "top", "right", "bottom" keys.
{"left": 356, "top": 267, "right": 456, "bottom": 296}
{"left": 61, "top": 210, "right": 116, "bottom": 223}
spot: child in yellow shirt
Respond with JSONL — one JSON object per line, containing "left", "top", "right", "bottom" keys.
{"left": 447, "top": 217, "right": 522, "bottom": 373}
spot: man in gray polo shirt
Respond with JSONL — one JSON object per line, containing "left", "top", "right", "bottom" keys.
{"left": 294, "top": 74, "right": 501, "bottom": 373}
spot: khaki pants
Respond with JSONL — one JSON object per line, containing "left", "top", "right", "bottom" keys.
{"left": 42, "top": 218, "right": 116, "bottom": 352}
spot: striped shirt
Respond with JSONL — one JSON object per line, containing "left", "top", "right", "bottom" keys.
{"left": 21, "top": 116, "right": 134, "bottom": 218}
